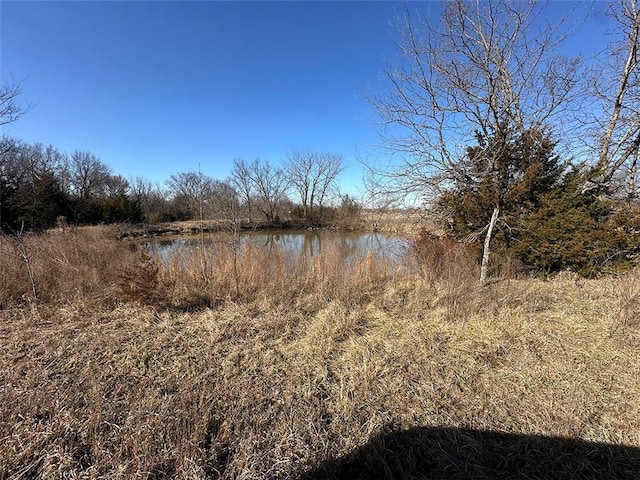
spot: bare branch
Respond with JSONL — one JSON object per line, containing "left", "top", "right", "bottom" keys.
{"left": 591, "top": 0, "right": 640, "bottom": 195}
{"left": 0, "top": 82, "right": 26, "bottom": 126}
{"left": 368, "top": 0, "right": 583, "bottom": 202}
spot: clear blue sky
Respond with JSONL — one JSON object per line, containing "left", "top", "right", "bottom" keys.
{"left": 0, "top": 1, "right": 612, "bottom": 195}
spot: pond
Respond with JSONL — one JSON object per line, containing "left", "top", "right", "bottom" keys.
{"left": 150, "top": 230, "right": 411, "bottom": 264}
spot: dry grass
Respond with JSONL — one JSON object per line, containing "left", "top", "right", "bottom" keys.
{"left": 1, "top": 228, "right": 640, "bottom": 478}
{"left": 362, "top": 210, "right": 428, "bottom": 235}
{"left": 0, "top": 227, "right": 137, "bottom": 308}
{"left": 159, "top": 237, "right": 404, "bottom": 312}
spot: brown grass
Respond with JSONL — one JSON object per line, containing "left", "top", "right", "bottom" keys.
{"left": 159, "top": 237, "right": 405, "bottom": 312}
{"left": 0, "top": 227, "right": 137, "bottom": 308}
{"left": 1, "top": 228, "right": 639, "bottom": 478}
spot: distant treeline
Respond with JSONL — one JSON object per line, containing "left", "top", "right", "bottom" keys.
{"left": 0, "top": 138, "right": 360, "bottom": 232}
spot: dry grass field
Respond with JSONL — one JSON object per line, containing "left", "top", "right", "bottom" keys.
{"left": 1, "top": 227, "right": 639, "bottom": 479}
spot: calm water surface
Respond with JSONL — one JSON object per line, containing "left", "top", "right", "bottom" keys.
{"left": 151, "top": 230, "right": 410, "bottom": 263}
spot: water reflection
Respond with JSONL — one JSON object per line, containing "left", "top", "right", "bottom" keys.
{"left": 151, "top": 230, "right": 408, "bottom": 264}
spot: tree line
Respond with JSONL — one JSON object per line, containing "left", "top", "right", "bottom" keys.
{"left": 0, "top": 133, "right": 352, "bottom": 232}
{"left": 0, "top": 139, "right": 139, "bottom": 230}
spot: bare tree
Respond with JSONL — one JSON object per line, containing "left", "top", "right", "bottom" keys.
{"left": 229, "top": 158, "right": 256, "bottom": 221}
{"left": 590, "top": 0, "right": 640, "bottom": 199}
{"left": 0, "top": 141, "right": 68, "bottom": 230}
{"left": 104, "top": 174, "right": 129, "bottom": 197}
{"left": 206, "top": 180, "right": 239, "bottom": 220}
{"left": 0, "top": 83, "right": 27, "bottom": 226}
{"left": 167, "top": 171, "right": 239, "bottom": 221}
{"left": 251, "top": 159, "right": 288, "bottom": 222}
{"left": 166, "top": 171, "right": 210, "bottom": 219}
{"left": 285, "top": 150, "right": 343, "bottom": 222}
{"left": 67, "top": 150, "right": 111, "bottom": 200}
{"left": 129, "top": 176, "right": 171, "bottom": 221}
{"left": 369, "top": 0, "right": 582, "bottom": 284}
{"left": 16, "top": 144, "right": 68, "bottom": 228}
{"left": 231, "top": 158, "right": 290, "bottom": 223}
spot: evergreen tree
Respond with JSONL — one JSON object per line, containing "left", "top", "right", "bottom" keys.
{"left": 438, "top": 127, "right": 565, "bottom": 256}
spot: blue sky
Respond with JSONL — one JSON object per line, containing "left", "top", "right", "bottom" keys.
{"left": 0, "top": 1, "right": 612, "bottom": 196}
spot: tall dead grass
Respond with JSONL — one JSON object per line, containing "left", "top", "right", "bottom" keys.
{"left": 604, "top": 268, "right": 640, "bottom": 337}
{"left": 156, "top": 236, "right": 406, "bottom": 311}
{"left": 2, "top": 276, "right": 639, "bottom": 478}
{"left": 1, "top": 228, "right": 639, "bottom": 478}
{"left": 1, "top": 228, "right": 406, "bottom": 312}
{"left": 0, "top": 227, "right": 138, "bottom": 308}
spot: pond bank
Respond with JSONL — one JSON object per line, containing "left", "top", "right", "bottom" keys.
{"left": 116, "top": 211, "right": 430, "bottom": 240}
{"left": 116, "top": 219, "right": 346, "bottom": 240}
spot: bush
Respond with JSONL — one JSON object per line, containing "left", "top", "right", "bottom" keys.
{"left": 435, "top": 125, "right": 640, "bottom": 277}
{"left": 511, "top": 174, "right": 640, "bottom": 276}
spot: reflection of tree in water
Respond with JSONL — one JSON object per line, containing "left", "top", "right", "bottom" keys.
{"left": 153, "top": 232, "right": 406, "bottom": 265}
{"left": 358, "top": 233, "right": 409, "bottom": 262}
{"left": 255, "top": 232, "right": 373, "bottom": 262}
{"left": 301, "top": 233, "right": 371, "bottom": 262}
{"left": 301, "top": 233, "right": 319, "bottom": 257}
{"left": 362, "top": 233, "right": 385, "bottom": 257}
{"left": 260, "top": 234, "right": 278, "bottom": 249}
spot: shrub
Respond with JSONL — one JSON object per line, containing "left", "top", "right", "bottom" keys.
{"left": 511, "top": 174, "right": 640, "bottom": 276}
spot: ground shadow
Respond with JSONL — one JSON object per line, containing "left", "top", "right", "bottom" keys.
{"left": 300, "top": 426, "right": 640, "bottom": 479}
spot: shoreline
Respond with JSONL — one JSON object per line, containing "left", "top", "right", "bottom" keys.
{"left": 116, "top": 219, "right": 370, "bottom": 240}
{"left": 115, "top": 210, "right": 429, "bottom": 240}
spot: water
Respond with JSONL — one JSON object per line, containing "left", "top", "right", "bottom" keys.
{"left": 150, "top": 230, "right": 409, "bottom": 264}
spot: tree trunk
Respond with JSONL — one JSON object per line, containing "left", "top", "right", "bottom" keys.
{"left": 598, "top": 1, "right": 639, "bottom": 175}
{"left": 480, "top": 206, "right": 500, "bottom": 286}
{"left": 627, "top": 150, "right": 638, "bottom": 203}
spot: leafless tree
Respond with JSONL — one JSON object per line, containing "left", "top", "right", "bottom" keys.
{"left": 251, "top": 159, "right": 287, "bottom": 222}
{"left": 167, "top": 171, "right": 238, "bottom": 221}
{"left": 18, "top": 144, "right": 67, "bottom": 218}
{"left": 67, "top": 150, "right": 111, "bottom": 200}
{"left": 229, "top": 158, "right": 256, "bottom": 221}
{"left": 1, "top": 141, "right": 68, "bottom": 229}
{"left": 104, "top": 174, "right": 129, "bottom": 197}
{"left": 285, "top": 150, "right": 343, "bottom": 222}
{"left": 590, "top": 0, "right": 640, "bottom": 199}
{"left": 369, "top": 0, "right": 582, "bottom": 284}
{"left": 0, "top": 83, "right": 27, "bottom": 225}
{"left": 130, "top": 176, "right": 170, "bottom": 221}
{"left": 206, "top": 180, "right": 239, "bottom": 220}
{"left": 166, "top": 171, "right": 210, "bottom": 219}
{"left": 230, "top": 158, "right": 289, "bottom": 222}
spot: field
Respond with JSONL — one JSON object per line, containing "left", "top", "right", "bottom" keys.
{"left": 1, "top": 227, "right": 639, "bottom": 479}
